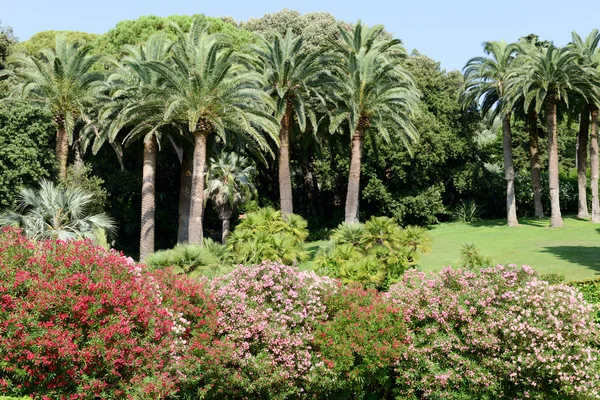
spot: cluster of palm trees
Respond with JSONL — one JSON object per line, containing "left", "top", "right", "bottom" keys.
{"left": 1, "top": 18, "right": 419, "bottom": 259}
{"left": 462, "top": 31, "right": 600, "bottom": 228}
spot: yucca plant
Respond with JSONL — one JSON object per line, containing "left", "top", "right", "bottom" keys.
{"left": 452, "top": 200, "right": 483, "bottom": 223}
{"left": 0, "top": 179, "right": 115, "bottom": 243}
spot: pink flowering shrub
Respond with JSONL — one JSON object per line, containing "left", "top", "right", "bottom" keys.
{"left": 388, "top": 265, "right": 600, "bottom": 399}
{"left": 0, "top": 228, "right": 217, "bottom": 399}
{"left": 210, "top": 261, "right": 336, "bottom": 398}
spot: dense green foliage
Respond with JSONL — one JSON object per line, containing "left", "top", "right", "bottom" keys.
{"left": 315, "top": 216, "right": 430, "bottom": 290}
{"left": 1, "top": 11, "right": 599, "bottom": 256}
{"left": 0, "top": 103, "right": 55, "bottom": 208}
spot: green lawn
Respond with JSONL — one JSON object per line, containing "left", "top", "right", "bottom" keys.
{"left": 418, "top": 216, "right": 600, "bottom": 282}
{"left": 302, "top": 216, "right": 600, "bottom": 282}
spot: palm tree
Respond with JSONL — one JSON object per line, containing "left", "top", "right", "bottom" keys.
{"left": 205, "top": 152, "right": 256, "bottom": 243}
{"left": 329, "top": 22, "right": 419, "bottom": 223}
{"left": 253, "top": 29, "right": 328, "bottom": 217}
{"left": 103, "top": 33, "right": 175, "bottom": 260}
{"left": 0, "top": 179, "right": 115, "bottom": 242}
{"left": 569, "top": 29, "right": 600, "bottom": 219}
{"left": 462, "top": 41, "right": 519, "bottom": 226}
{"left": 143, "top": 18, "right": 279, "bottom": 244}
{"left": 1, "top": 36, "right": 103, "bottom": 180}
{"left": 514, "top": 44, "right": 598, "bottom": 227}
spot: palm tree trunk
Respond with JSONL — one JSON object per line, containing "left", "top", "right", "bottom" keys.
{"left": 222, "top": 218, "right": 230, "bottom": 244}
{"left": 56, "top": 125, "right": 69, "bottom": 181}
{"left": 139, "top": 137, "right": 157, "bottom": 260}
{"left": 279, "top": 108, "right": 293, "bottom": 217}
{"left": 502, "top": 114, "right": 518, "bottom": 226}
{"left": 590, "top": 106, "right": 600, "bottom": 222}
{"left": 577, "top": 105, "right": 590, "bottom": 218}
{"left": 546, "top": 99, "right": 563, "bottom": 227}
{"left": 188, "top": 132, "right": 208, "bottom": 244}
{"left": 345, "top": 128, "right": 365, "bottom": 223}
{"left": 177, "top": 152, "right": 192, "bottom": 243}
{"left": 528, "top": 111, "right": 544, "bottom": 219}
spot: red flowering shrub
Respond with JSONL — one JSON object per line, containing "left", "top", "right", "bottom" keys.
{"left": 0, "top": 228, "right": 217, "bottom": 399}
{"left": 388, "top": 265, "right": 600, "bottom": 399}
{"left": 313, "top": 283, "right": 408, "bottom": 397}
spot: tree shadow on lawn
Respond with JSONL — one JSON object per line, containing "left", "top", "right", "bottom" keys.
{"left": 468, "top": 218, "right": 548, "bottom": 228}
{"left": 541, "top": 246, "right": 600, "bottom": 275}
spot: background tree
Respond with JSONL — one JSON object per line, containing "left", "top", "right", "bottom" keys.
{"left": 2, "top": 36, "right": 104, "bottom": 180}
{"left": 0, "top": 102, "right": 55, "bottom": 208}
{"left": 329, "top": 22, "right": 419, "bottom": 223}
{"left": 516, "top": 44, "right": 597, "bottom": 227}
{"left": 104, "top": 33, "right": 176, "bottom": 259}
{"left": 205, "top": 152, "right": 256, "bottom": 243}
{"left": 462, "top": 41, "right": 519, "bottom": 226}
{"left": 569, "top": 29, "right": 600, "bottom": 219}
{"left": 253, "top": 29, "right": 327, "bottom": 216}
{"left": 144, "top": 18, "right": 278, "bottom": 244}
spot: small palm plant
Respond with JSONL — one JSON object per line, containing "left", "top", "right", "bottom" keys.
{"left": 315, "top": 216, "right": 430, "bottom": 290}
{"left": 205, "top": 152, "right": 257, "bottom": 243}
{"left": 0, "top": 180, "right": 115, "bottom": 243}
{"left": 226, "top": 207, "right": 309, "bottom": 265}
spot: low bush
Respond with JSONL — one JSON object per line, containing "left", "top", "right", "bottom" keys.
{"left": 210, "top": 261, "right": 335, "bottom": 398}
{"left": 0, "top": 228, "right": 216, "bottom": 399}
{"left": 314, "top": 217, "right": 430, "bottom": 290}
{"left": 227, "top": 207, "right": 309, "bottom": 265}
{"left": 313, "top": 283, "right": 408, "bottom": 397}
{"left": 144, "top": 239, "right": 234, "bottom": 278}
{"left": 567, "top": 277, "right": 600, "bottom": 323}
{"left": 389, "top": 265, "right": 600, "bottom": 399}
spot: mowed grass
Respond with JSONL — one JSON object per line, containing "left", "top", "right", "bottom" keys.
{"left": 418, "top": 215, "right": 600, "bottom": 282}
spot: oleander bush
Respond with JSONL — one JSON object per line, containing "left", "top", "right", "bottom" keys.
{"left": 0, "top": 227, "right": 216, "bottom": 399}
{"left": 209, "top": 261, "right": 336, "bottom": 398}
{"left": 2, "top": 228, "right": 599, "bottom": 399}
{"left": 389, "top": 265, "right": 600, "bottom": 399}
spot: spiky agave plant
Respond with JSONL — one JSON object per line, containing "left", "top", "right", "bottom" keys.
{"left": 0, "top": 179, "right": 115, "bottom": 243}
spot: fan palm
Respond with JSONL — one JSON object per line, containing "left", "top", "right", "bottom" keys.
{"left": 511, "top": 44, "right": 598, "bottom": 227}
{"left": 569, "top": 29, "right": 600, "bottom": 219}
{"left": 1, "top": 36, "right": 103, "bottom": 180}
{"left": 329, "top": 22, "right": 419, "bottom": 223}
{"left": 142, "top": 18, "right": 279, "bottom": 244}
{"left": 0, "top": 179, "right": 115, "bottom": 242}
{"left": 253, "top": 29, "right": 329, "bottom": 216}
{"left": 462, "top": 41, "right": 519, "bottom": 226}
{"left": 205, "top": 152, "right": 257, "bottom": 243}
{"left": 103, "top": 33, "right": 176, "bottom": 259}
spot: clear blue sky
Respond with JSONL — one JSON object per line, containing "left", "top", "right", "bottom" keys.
{"left": 3, "top": 0, "right": 599, "bottom": 71}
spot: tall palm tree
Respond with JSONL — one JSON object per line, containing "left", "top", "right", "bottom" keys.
{"left": 569, "top": 29, "right": 600, "bottom": 219}
{"left": 205, "top": 152, "right": 256, "bottom": 243}
{"left": 143, "top": 18, "right": 279, "bottom": 244}
{"left": 1, "top": 36, "right": 103, "bottom": 180}
{"left": 590, "top": 50, "right": 600, "bottom": 222}
{"left": 514, "top": 44, "right": 598, "bottom": 227}
{"left": 0, "top": 179, "right": 115, "bottom": 242}
{"left": 462, "top": 41, "right": 519, "bottom": 226}
{"left": 103, "top": 33, "right": 175, "bottom": 259}
{"left": 253, "top": 29, "right": 328, "bottom": 217}
{"left": 329, "top": 22, "right": 419, "bottom": 223}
